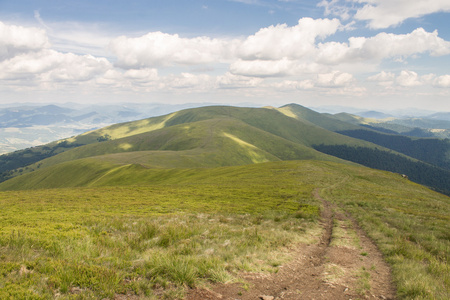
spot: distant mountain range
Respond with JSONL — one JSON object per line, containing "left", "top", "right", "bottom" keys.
{"left": 0, "top": 104, "right": 449, "bottom": 195}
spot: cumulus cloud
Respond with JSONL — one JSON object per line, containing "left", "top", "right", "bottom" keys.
{"left": 0, "top": 49, "right": 111, "bottom": 82}
{"left": 367, "top": 70, "right": 450, "bottom": 89}
{"left": 216, "top": 72, "right": 263, "bottom": 89}
{"left": 163, "top": 73, "right": 213, "bottom": 90}
{"left": 237, "top": 17, "right": 341, "bottom": 60}
{"left": 0, "top": 21, "right": 112, "bottom": 86}
{"left": 274, "top": 71, "right": 356, "bottom": 92}
{"left": 124, "top": 68, "right": 158, "bottom": 81}
{"left": 1, "top": 15, "right": 449, "bottom": 104}
{"left": 319, "top": 0, "right": 450, "bottom": 29}
{"left": 108, "top": 18, "right": 449, "bottom": 80}
{"left": 433, "top": 75, "right": 450, "bottom": 88}
{"left": 367, "top": 71, "right": 395, "bottom": 82}
{"left": 395, "top": 70, "right": 422, "bottom": 87}
{"left": 0, "top": 21, "right": 49, "bottom": 60}
{"left": 109, "top": 18, "right": 342, "bottom": 69}
{"left": 317, "top": 28, "right": 450, "bottom": 65}
{"left": 354, "top": 0, "right": 450, "bottom": 29}
{"left": 274, "top": 79, "right": 315, "bottom": 91}
{"left": 316, "top": 71, "right": 355, "bottom": 87}
{"left": 109, "top": 32, "right": 238, "bottom": 68}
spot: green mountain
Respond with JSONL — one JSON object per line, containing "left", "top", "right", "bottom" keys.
{"left": 0, "top": 105, "right": 449, "bottom": 194}
{"left": 280, "top": 104, "right": 450, "bottom": 171}
{"left": 275, "top": 103, "right": 361, "bottom": 132}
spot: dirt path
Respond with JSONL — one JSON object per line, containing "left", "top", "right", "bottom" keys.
{"left": 187, "top": 189, "right": 396, "bottom": 300}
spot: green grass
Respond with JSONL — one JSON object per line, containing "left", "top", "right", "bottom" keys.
{"left": 0, "top": 160, "right": 449, "bottom": 299}
{"left": 0, "top": 161, "right": 322, "bottom": 299}
{"left": 319, "top": 164, "right": 450, "bottom": 299}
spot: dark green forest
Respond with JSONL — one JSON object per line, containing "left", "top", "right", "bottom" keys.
{"left": 0, "top": 142, "right": 82, "bottom": 182}
{"left": 337, "top": 130, "right": 450, "bottom": 170}
{"left": 313, "top": 144, "right": 450, "bottom": 196}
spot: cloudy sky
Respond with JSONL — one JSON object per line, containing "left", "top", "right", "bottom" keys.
{"left": 1, "top": 0, "right": 450, "bottom": 111}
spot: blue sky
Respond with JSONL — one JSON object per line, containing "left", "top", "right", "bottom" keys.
{"left": 1, "top": 0, "right": 450, "bottom": 111}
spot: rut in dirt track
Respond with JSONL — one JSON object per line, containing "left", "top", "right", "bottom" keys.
{"left": 187, "top": 189, "right": 396, "bottom": 300}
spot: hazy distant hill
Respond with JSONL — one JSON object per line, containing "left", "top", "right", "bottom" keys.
{"left": 333, "top": 111, "right": 450, "bottom": 139}
{"left": 355, "top": 111, "right": 394, "bottom": 119}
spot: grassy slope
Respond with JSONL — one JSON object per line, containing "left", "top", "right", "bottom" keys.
{"left": 275, "top": 103, "right": 362, "bottom": 132}
{"left": 1, "top": 115, "right": 366, "bottom": 190}
{"left": 318, "top": 163, "right": 450, "bottom": 299}
{"left": 284, "top": 104, "right": 450, "bottom": 174}
{"left": 6, "top": 106, "right": 398, "bottom": 171}
{"left": 0, "top": 105, "right": 434, "bottom": 184}
{"left": 0, "top": 160, "right": 448, "bottom": 299}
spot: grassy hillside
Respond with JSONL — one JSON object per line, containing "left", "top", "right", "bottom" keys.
{"left": 275, "top": 103, "right": 361, "bottom": 132}
{"left": 333, "top": 112, "right": 450, "bottom": 139}
{"left": 0, "top": 160, "right": 448, "bottom": 299}
{"left": 0, "top": 105, "right": 385, "bottom": 183}
{"left": 2, "top": 104, "right": 449, "bottom": 194}
{"left": 0, "top": 116, "right": 358, "bottom": 191}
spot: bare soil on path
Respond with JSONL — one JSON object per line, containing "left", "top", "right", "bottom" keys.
{"left": 187, "top": 189, "right": 396, "bottom": 300}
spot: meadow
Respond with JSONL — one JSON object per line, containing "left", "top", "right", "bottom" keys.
{"left": 0, "top": 161, "right": 320, "bottom": 299}
{"left": 0, "top": 160, "right": 449, "bottom": 299}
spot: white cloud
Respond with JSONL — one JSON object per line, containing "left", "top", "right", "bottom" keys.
{"left": 124, "top": 68, "right": 158, "bottom": 81}
{"left": 319, "top": 0, "right": 450, "bottom": 29}
{"left": 1, "top": 16, "right": 449, "bottom": 108}
{"left": 354, "top": 0, "right": 450, "bottom": 29}
{"left": 108, "top": 19, "right": 449, "bottom": 80}
{"left": 274, "top": 71, "right": 356, "bottom": 92}
{"left": 316, "top": 28, "right": 450, "bottom": 65}
{"left": 0, "top": 21, "right": 49, "bottom": 60}
{"left": 0, "top": 49, "right": 111, "bottom": 82}
{"left": 367, "top": 70, "right": 450, "bottom": 89}
{"left": 216, "top": 72, "right": 263, "bottom": 88}
{"left": 316, "top": 71, "right": 355, "bottom": 87}
{"left": 109, "top": 32, "right": 239, "bottom": 68}
{"left": 274, "top": 79, "right": 315, "bottom": 91}
{"left": 368, "top": 71, "right": 395, "bottom": 82}
{"left": 163, "top": 73, "right": 213, "bottom": 90}
{"left": 237, "top": 17, "right": 341, "bottom": 60}
{"left": 433, "top": 75, "right": 450, "bottom": 88}
{"left": 396, "top": 70, "right": 422, "bottom": 87}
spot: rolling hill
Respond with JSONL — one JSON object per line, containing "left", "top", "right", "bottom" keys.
{"left": 0, "top": 104, "right": 449, "bottom": 194}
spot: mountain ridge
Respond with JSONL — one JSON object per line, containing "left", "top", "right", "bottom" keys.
{"left": 1, "top": 104, "right": 449, "bottom": 194}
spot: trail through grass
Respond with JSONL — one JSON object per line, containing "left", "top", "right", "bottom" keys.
{"left": 0, "top": 160, "right": 449, "bottom": 299}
